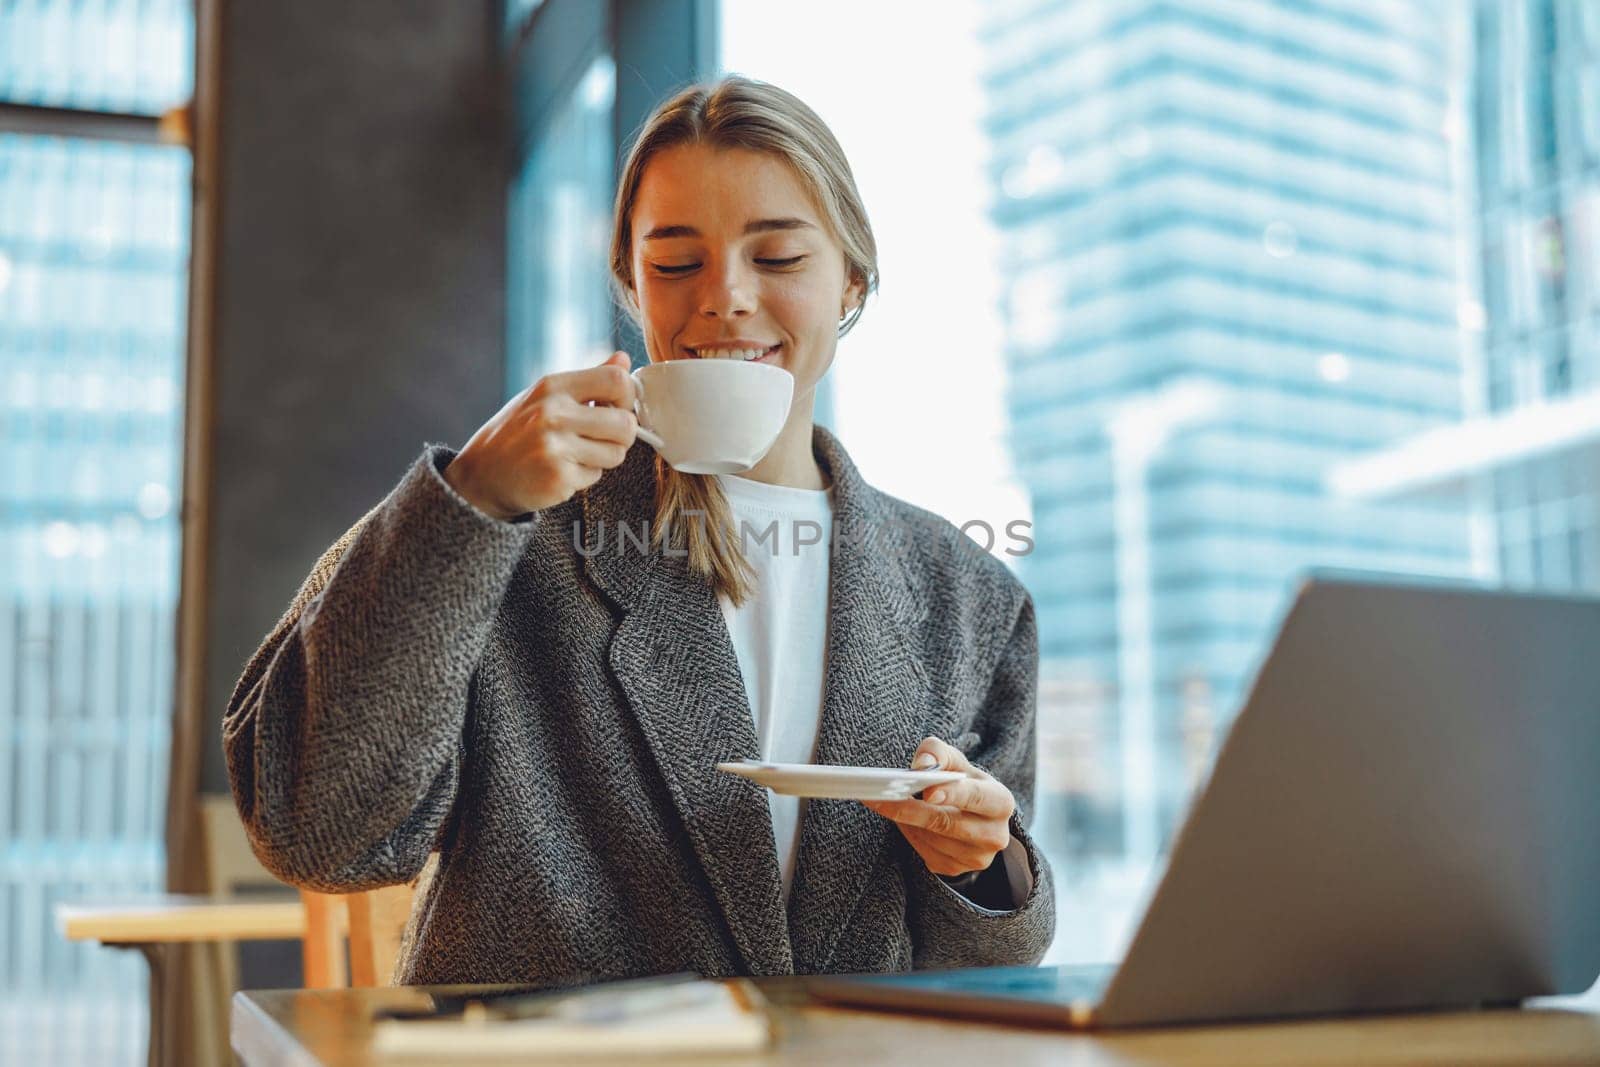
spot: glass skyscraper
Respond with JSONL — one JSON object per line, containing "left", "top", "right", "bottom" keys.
{"left": 1328, "top": 2, "right": 1600, "bottom": 589}
{"left": 977, "top": 0, "right": 1476, "bottom": 948}
{"left": 1468, "top": 2, "right": 1600, "bottom": 587}
{"left": 1, "top": 2, "right": 193, "bottom": 1063}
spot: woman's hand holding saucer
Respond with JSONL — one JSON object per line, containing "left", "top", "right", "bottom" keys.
{"left": 444, "top": 351, "right": 641, "bottom": 520}
{"left": 861, "top": 737, "right": 1015, "bottom": 878}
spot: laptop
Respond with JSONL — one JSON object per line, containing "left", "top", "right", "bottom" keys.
{"left": 811, "top": 574, "right": 1600, "bottom": 1028}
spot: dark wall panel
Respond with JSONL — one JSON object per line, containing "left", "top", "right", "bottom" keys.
{"left": 204, "top": 0, "right": 506, "bottom": 793}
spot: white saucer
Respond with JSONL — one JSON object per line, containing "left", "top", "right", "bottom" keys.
{"left": 715, "top": 760, "right": 964, "bottom": 801}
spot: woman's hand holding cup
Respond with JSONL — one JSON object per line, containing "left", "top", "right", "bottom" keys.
{"left": 444, "top": 351, "right": 640, "bottom": 521}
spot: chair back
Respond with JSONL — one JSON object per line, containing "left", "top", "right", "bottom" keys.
{"left": 199, "top": 793, "right": 278, "bottom": 894}
{"left": 196, "top": 794, "right": 299, "bottom": 1064}
{"left": 298, "top": 890, "right": 349, "bottom": 987}
{"left": 300, "top": 853, "right": 437, "bottom": 987}
{"left": 199, "top": 793, "right": 426, "bottom": 987}
{"left": 347, "top": 883, "right": 417, "bottom": 986}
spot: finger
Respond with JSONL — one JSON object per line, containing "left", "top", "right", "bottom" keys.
{"left": 898, "top": 824, "right": 985, "bottom": 878}
{"left": 563, "top": 434, "right": 629, "bottom": 470}
{"left": 864, "top": 797, "right": 1011, "bottom": 852}
{"left": 565, "top": 402, "right": 637, "bottom": 446}
{"left": 547, "top": 356, "right": 634, "bottom": 406}
{"left": 922, "top": 778, "right": 1014, "bottom": 820}
{"left": 862, "top": 797, "right": 967, "bottom": 839}
{"left": 561, "top": 457, "right": 605, "bottom": 491}
{"left": 910, "top": 736, "right": 971, "bottom": 774}
{"left": 905, "top": 823, "right": 999, "bottom": 876}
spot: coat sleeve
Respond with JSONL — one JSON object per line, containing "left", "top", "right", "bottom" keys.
{"left": 221, "top": 445, "right": 537, "bottom": 892}
{"left": 907, "top": 589, "right": 1057, "bottom": 969}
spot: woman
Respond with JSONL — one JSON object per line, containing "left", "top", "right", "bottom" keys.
{"left": 225, "top": 75, "right": 1054, "bottom": 984}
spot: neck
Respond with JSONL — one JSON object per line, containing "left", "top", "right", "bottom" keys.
{"left": 735, "top": 390, "right": 826, "bottom": 489}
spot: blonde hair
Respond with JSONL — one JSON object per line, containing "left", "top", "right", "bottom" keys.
{"left": 608, "top": 75, "right": 879, "bottom": 606}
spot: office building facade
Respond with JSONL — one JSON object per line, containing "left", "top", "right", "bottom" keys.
{"left": 1326, "top": 3, "right": 1600, "bottom": 589}
{"left": 1469, "top": 1, "right": 1600, "bottom": 588}
{"left": 977, "top": 0, "right": 1475, "bottom": 872}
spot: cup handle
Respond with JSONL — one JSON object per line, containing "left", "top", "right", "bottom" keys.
{"left": 629, "top": 369, "right": 666, "bottom": 451}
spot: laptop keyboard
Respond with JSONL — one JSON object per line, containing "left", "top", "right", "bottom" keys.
{"left": 859, "top": 964, "right": 1115, "bottom": 1003}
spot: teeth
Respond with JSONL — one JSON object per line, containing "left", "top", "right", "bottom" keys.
{"left": 694, "top": 347, "right": 771, "bottom": 361}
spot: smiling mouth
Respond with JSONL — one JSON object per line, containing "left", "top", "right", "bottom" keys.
{"left": 681, "top": 343, "right": 782, "bottom": 362}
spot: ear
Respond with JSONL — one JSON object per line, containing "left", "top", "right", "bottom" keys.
{"left": 842, "top": 273, "right": 865, "bottom": 316}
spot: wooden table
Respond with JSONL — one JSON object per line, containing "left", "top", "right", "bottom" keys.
{"left": 59, "top": 894, "right": 307, "bottom": 1067}
{"left": 58, "top": 894, "right": 306, "bottom": 943}
{"left": 232, "top": 977, "right": 1600, "bottom": 1066}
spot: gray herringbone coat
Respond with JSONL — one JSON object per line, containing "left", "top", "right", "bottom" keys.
{"left": 224, "top": 425, "right": 1054, "bottom": 984}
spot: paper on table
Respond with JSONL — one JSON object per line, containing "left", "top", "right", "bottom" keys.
{"left": 370, "top": 979, "right": 772, "bottom": 1059}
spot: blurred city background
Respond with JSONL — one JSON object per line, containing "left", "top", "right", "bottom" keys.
{"left": 3, "top": 0, "right": 1598, "bottom": 1063}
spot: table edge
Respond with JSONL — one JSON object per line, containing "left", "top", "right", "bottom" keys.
{"left": 233, "top": 990, "right": 326, "bottom": 1067}
{"left": 57, "top": 900, "right": 307, "bottom": 943}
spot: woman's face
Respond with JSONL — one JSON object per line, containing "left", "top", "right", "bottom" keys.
{"left": 628, "top": 143, "right": 861, "bottom": 398}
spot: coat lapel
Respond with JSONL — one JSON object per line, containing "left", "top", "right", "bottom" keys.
{"left": 578, "top": 428, "right": 935, "bottom": 977}
{"left": 786, "top": 428, "right": 934, "bottom": 973}
{"left": 579, "top": 444, "right": 794, "bottom": 976}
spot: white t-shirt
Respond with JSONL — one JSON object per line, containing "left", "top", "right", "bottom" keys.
{"left": 713, "top": 471, "right": 834, "bottom": 899}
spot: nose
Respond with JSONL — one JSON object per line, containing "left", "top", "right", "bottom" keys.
{"left": 697, "top": 256, "right": 756, "bottom": 321}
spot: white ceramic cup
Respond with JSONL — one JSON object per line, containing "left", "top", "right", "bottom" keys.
{"left": 629, "top": 359, "right": 795, "bottom": 474}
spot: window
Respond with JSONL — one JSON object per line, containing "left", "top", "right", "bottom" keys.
{"left": 509, "top": 53, "right": 618, "bottom": 386}
{"left": 719, "top": 0, "right": 1599, "bottom": 967}
{"left": 507, "top": 0, "right": 1600, "bottom": 972}
{"left": 0, "top": 3, "right": 192, "bottom": 1063}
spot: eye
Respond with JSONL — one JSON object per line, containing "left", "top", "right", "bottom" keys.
{"left": 650, "top": 255, "right": 806, "bottom": 276}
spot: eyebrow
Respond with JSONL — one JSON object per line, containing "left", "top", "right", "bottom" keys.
{"left": 642, "top": 218, "right": 816, "bottom": 241}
